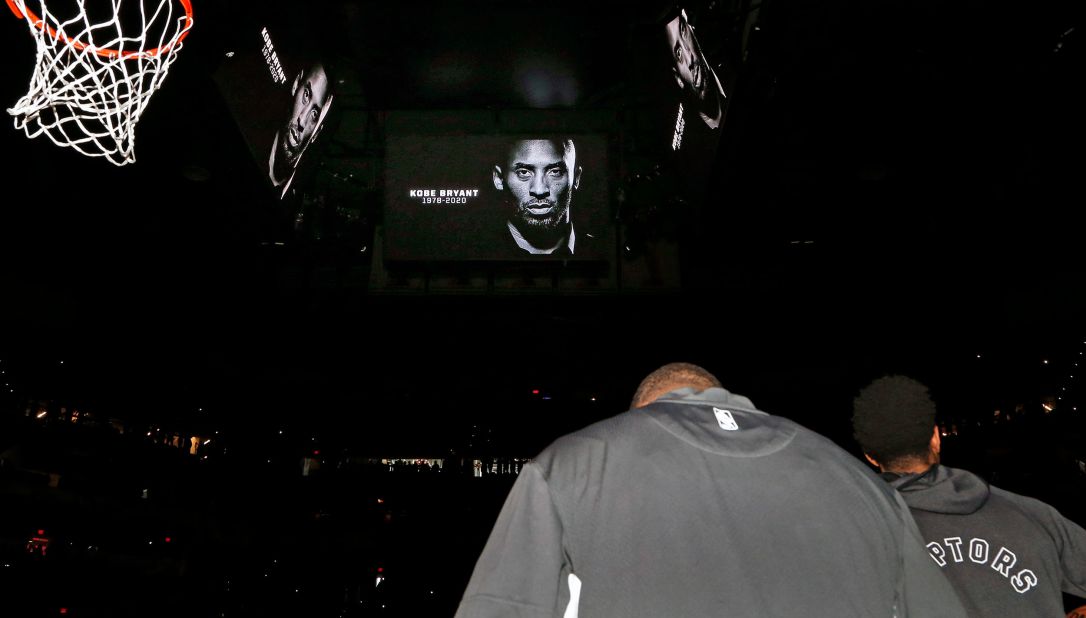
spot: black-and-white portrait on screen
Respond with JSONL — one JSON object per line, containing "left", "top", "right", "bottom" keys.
{"left": 268, "top": 62, "right": 334, "bottom": 198}
{"left": 382, "top": 132, "right": 610, "bottom": 262}
{"left": 212, "top": 25, "right": 334, "bottom": 201}
{"left": 666, "top": 7, "right": 726, "bottom": 130}
{"left": 491, "top": 138, "right": 583, "bottom": 256}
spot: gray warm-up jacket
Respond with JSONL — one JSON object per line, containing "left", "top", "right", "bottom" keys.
{"left": 456, "top": 387, "right": 968, "bottom": 617}
{"left": 889, "top": 464, "right": 1086, "bottom": 617}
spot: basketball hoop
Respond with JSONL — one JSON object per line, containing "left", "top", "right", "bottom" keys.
{"left": 6, "top": 0, "right": 194, "bottom": 165}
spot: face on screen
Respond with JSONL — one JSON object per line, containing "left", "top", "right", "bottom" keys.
{"left": 276, "top": 64, "right": 331, "bottom": 172}
{"left": 666, "top": 12, "right": 709, "bottom": 102}
{"left": 495, "top": 139, "right": 581, "bottom": 234}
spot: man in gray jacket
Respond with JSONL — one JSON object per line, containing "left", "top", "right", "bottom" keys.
{"left": 455, "top": 363, "right": 967, "bottom": 617}
{"left": 853, "top": 375, "right": 1086, "bottom": 617}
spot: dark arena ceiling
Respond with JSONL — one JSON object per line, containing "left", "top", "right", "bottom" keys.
{"left": 1, "top": 0, "right": 1083, "bottom": 438}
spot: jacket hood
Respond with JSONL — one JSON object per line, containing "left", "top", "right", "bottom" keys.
{"left": 885, "top": 464, "right": 990, "bottom": 515}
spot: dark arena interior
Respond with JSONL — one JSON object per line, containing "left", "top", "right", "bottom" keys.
{"left": 1, "top": 0, "right": 1084, "bottom": 615}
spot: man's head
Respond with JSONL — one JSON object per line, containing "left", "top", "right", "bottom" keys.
{"left": 852, "top": 375, "right": 940, "bottom": 473}
{"left": 272, "top": 62, "right": 333, "bottom": 185}
{"left": 631, "top": 362, "right": 722, "bottom": 409}
{"left": 492, "top": 139, "right": 581, "bottom": 249}
{"left": 665, "top": 9, "right": 712, "bottom": 104}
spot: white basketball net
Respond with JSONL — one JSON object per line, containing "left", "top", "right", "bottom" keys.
{"left": 6, "top": 0, "right": 194, "bottom": 166}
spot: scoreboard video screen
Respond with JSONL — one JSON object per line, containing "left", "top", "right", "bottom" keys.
{"left": 384, "top": 133, "right": 612, "bottom": 262}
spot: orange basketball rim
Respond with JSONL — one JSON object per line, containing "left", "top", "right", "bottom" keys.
{"left": 5, "top": 0, "right": 194, "bottom": 59}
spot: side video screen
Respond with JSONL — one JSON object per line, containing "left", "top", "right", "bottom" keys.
{"left": 214, "top": 25, "right": 335, "bottom": 200}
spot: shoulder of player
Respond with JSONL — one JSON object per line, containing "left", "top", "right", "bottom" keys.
{"left": 987, "top": 484, "right": 1069, "bottom": 525}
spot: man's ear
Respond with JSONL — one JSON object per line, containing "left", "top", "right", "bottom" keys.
{"left": 573, "top": 165, "right": 582, "bottom": 190}
{"left": 930, "top": 425, "right": 942, "bottom": 458}
{"left": 863, "top": 453, "right": 881, "bottom": 470}
{"left": 492, "top": 166, "right": 504, "bottom": 191}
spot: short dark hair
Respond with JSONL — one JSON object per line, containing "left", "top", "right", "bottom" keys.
{"left": 497, "top": 138, "right": 576, "bottom": 168}
{"left": 632, "top": 362, "right": 722, "bottom": 408}
{"left": 657, "top": 4, "right": 684, "bottom": 28}
{"left": 852, "top": 375, "right": 937, "bottom": 465}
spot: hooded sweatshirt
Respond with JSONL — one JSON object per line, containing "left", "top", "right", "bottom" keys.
{"left": 455, "top": 388, "right": 967, "bottom": 618}
{"left": 888, "top": 464, "right": 1086, "bottom": 617}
